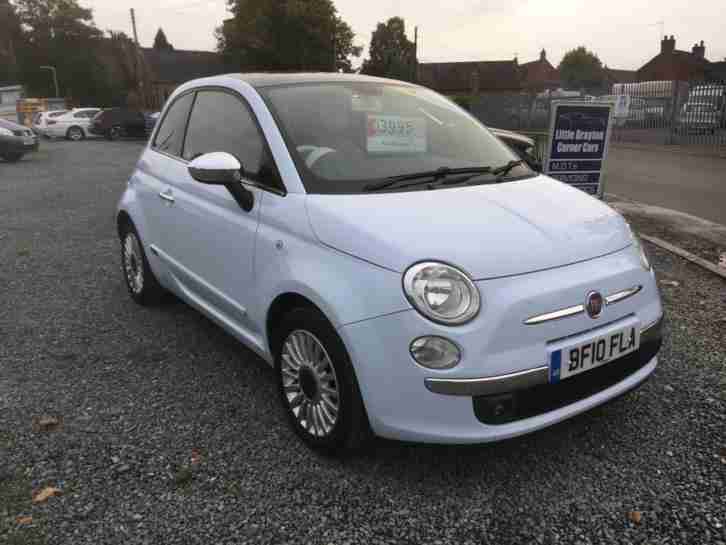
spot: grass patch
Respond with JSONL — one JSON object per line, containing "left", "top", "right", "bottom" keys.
{"left": 0, "top": 472, "right": 46, "bottom": 545}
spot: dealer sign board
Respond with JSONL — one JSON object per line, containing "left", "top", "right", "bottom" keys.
{"left": 544, "top": 102, "right": 614, "bottom": 197}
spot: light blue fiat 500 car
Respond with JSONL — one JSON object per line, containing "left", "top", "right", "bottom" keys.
{"left": 117, "top": 73, "right": 663, "bottom": 452}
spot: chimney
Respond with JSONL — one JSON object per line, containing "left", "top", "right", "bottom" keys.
{"left": 661, "top": 35, "right": 675, "bottom": 54}
{"left": 540, "top": 48, "right": 546, "bottom": 62}
{"left": 692, "top": 40, "right": 705, "bottom": 59}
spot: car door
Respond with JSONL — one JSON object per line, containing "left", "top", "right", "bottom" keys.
{"left": 156, "top": 88, "right": 280, "bottom": 341}
{"left": 132, "top": 91, "right": 196, "bottom": 282}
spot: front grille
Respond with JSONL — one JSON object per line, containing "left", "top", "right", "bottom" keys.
{"left": 473, "top": 336, "right": 662, "bottom": 425}
{"left": 12, "top": 129, "right": 32, "bottom": 137}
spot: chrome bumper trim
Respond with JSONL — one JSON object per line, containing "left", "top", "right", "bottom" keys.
{"left": 426, "top": 312, "right": 663, "bottom": 397}
{"left": 524, "top": 285, "right": 643, "bottom": 325}
{"left": 605, "top": 285, "right": 643, "bottom": 305}
{"left": 425, "top": 366, "right": 549, "bottom": 397}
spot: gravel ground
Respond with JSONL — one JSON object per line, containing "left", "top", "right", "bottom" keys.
{"left": 1, "top": 141, "right": 725, "bottom": 545}
{"left": 605, "top": 195, "right": 726, "bottom": 273}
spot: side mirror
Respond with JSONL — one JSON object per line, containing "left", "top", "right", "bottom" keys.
{"left": 188, "top": 152, "right": 254, "bottom": 212}
{"left": 188, "top": 152, "right": 243, "bottom": 185}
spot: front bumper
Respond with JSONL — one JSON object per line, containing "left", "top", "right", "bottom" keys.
{"left": 339, "top": 246, "right": 663, "bottom": 444}
{"left": 0, "top": 134, "right": 39, "bottom": 154}
{"left": 425, "top": 315, "right": 662, "bottom": 397}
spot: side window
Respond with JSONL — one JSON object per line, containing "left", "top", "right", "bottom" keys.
{"left": 153, "top": 93, "right": 194, "bottom": 157}
{"left": 183, "top": 90, "right": 276, "bottom": 186}
{"left": 74, "top": 112, "right": 85, "bottom": 118}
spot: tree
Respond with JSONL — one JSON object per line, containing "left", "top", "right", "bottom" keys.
{"left": 12, "top": 0, "right": 111, "bottom": 103}
{"left": 558, "top": 46, "right": 605, "bottom": 92}
{"left": 361, "top": 17, "right": 416, "bottom": 82}
{"left": 0, "top": 0, "right": 22, "bottom": 82}
{"left": 153, "top": 28, "right": 173, "bottom": 51}
{"left": 217, "top": 0, "right": 361, "bottom": 72}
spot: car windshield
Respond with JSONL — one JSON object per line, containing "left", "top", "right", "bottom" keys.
{"left": 261, "top": 82, "right": 532, "bottom": 194}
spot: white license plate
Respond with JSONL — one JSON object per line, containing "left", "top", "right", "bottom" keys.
{"left": 549, "top": 325, "right": 640, "bottom": 383}
{"left": 23, "top": 137, "right": 35, "bottom": 145}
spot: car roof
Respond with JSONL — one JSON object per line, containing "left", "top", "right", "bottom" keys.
{"left": 226, "top": 72, "right": 415, "bottom": 89}
{"left": 0, "top": 118, "right": 25, "bottom": 130}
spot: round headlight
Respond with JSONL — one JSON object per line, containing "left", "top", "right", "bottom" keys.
{"left": 403, "top": 262, "right": 481, "bottom": 325}
{"left": 410, "top": 336, "right": 461, "bottom": 369}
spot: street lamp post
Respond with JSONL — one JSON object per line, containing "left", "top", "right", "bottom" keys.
{"left": 39, "top": 66, "right": 59, "bottom": 98}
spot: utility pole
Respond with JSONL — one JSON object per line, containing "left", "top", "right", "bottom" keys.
{"left": 412, "top": 26, "right": 418, "bottom": 83}
{"left": 39, "top": 66, "right": 59, "bottom": 98}
{"left": 130, "top": 8, "right": 139, "bottom": 45}
{"left": 332, "top": 30, "right": 337, "bottom": 72}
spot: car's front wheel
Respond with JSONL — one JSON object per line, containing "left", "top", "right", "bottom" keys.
{"left": 1, "top": 152, "right": 23, "bottom": 162}
{"left": 119, "top": 221, "right": 166, "bottom": 305}
{"left": 107, "top": 126, "right": 122, "bottom": 141}
{"left": 275, "top": 308, "right": 371, "bottom": 454}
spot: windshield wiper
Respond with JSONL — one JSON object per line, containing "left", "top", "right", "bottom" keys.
{"left": 363, "top": 166, "right": 494, "bottom": 192}
{"left": 491, "top": 160, "right": 524, "bottom": 179}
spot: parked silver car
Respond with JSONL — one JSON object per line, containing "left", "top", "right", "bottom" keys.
{"left": 0, "top": 118, "right": 39, "bottom": 162}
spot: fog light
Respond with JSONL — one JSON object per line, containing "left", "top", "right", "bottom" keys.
{"left": 410, "top": 336, "right": 461, "bottom": 369}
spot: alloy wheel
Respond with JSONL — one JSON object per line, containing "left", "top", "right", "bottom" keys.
{"left": 122, "top": 233, "right": 144, "bottom": 295}
{"left": 280, "top": 330, "right": 340, "bottom": 438}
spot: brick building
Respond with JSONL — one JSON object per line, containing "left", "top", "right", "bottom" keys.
{"left": 519, "top": 49, "right": 561, "bottom": 92}
{"left": 637, "top": 36, "right": 716, "bottom": 82}
{"left": 142, "top": 47, "right": 225, "bottom": 109}
{"left": 417, "top": 60, "right": 522, "bottom": 96}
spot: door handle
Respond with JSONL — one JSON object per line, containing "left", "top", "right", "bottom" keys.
{"left": 159, "top": 189, "right": 175, "bottom": 203}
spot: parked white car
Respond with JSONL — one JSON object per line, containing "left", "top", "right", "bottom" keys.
{"left": 45, "top": 108, "right": 101, "bottom": 140}
{"left": 32, "top": 110, "right": 68, "bottom": 137}
{"left": 117, "top": 74, "right": 664, "bottom": 453}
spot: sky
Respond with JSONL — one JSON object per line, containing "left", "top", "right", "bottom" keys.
{"left": 84, "top": 0, "right": 726, "bottom": 70}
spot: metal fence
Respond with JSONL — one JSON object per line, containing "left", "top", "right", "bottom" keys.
{"left": 467, "top": 80, "right": 726, "bottom": 152}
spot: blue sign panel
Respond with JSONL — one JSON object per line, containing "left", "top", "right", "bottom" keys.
{"left": 545, "top": 103, "right": 613, "bottom": 197}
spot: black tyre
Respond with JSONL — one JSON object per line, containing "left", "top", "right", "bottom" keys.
{"left": 66, "top": 126, "right": 85, "bottom": 141}
{"left": 119, "top": 220, "right": 166, "bottom": 305}
{"left": 107, "top": 126, "right": 122, "bottom": 141}
{"left": 275, "top": 308, "right": 371, "bottom": 454}
{"left": 1, "top": 152, "right": 23, "bottom": 162}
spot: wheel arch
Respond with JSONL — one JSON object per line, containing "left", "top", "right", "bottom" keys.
{"left": 66, "top": 125, "right": 84, "bottom": 139}
{"left": 266, "top": 292, "right": 328, "bottom": 358}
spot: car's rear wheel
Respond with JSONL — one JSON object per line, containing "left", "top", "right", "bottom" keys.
{"left": 107, "top": 126, "right": 122, "bottom": 141}
{"left": 1, "top": 152, "right": 23, "bottom": 162}
{"left": 119, "top": 220, "right": 166, "bottom": 305}
{"left": 66, "top": 126, "right": 85, "bottom": 141}
{"left": 275, "top": 308, "right": 371, "bottom": 454}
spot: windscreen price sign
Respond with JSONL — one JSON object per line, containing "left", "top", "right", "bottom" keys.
{"left": 545, "top": 103, "right": 614, "bottom": 197}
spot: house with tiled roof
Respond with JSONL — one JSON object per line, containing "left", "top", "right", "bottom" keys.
{"left": 417, "top": 60, "right": 521, "bottom": 96}
{"left": 142, "top": 46, "right": 226, "bottom": 108}
{"left": 604, "top": 67, "right": 637, "bottom": 85}
{"left": 637, "top": 36, "right": 715, "bottom": 82}
{"left": 519, "top": 49, "right": 561, "bottom": 92}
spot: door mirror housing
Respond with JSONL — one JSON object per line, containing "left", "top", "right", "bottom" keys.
{"left": 188, "top": 152, "right": 243, "bottom": 185}
{"left": 188, "top": 152, "right": 254, "bottom": 212}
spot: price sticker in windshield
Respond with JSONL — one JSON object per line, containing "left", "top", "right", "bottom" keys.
{"left": 367, "top": 115, "right": 427, "bottom": 154}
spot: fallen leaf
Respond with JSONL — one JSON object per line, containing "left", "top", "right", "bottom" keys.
{"left": 174, "top": 467, "right": 193, "bottom": 486}
{"left": 660, "top": 280, "right": 680, "bottom": 287}
{"left": 32, "top": 486, "right": 62, "bottom": 504}
{"left": 32, "top": 416, "right": 63, "bottom": 433}
{"left": 191, "top": 448, "right": 202, "bottom": 466}
{"left": 16, "top": 515, "right": 33, "bottom": 525}
{"left": 627, "top": 511, "right": 643, "bottom": 524}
